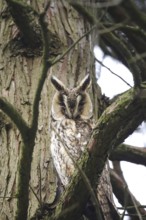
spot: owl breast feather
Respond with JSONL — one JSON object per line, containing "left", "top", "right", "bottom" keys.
{"left": 50, "top": 118, "right": 92, "bottom": 186}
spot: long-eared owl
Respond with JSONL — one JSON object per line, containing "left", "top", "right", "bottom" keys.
{"left": 50, "top": 75, "right": 118, "bottom": 220}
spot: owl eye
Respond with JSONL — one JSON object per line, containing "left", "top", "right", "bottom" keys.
{"left": 79, "top": 97, "right": 85, "bottom": 106}
{"left": 58, "top": 94, "right": 65, "bottom": 107}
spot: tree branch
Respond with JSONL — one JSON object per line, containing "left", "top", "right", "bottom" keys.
{"left": 0, "top": 97, "right": 29, "bottom": 140}
{"left": 110, "top": 144, "right": 146, "bottom": 166}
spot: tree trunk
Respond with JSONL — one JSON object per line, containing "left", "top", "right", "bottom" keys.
{"left": 0, "top": 1, "right": 99, "bottom": 219}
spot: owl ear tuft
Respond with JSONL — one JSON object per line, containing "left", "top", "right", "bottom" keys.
{"left": 78, "top": 74, "right": 91, "bottom": 91}
{"left": 51, "top": 75, "right": 66, "bottom": 91}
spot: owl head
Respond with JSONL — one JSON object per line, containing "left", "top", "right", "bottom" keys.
{"left": 51, "top": 75, "right": 93, "bottom": 120}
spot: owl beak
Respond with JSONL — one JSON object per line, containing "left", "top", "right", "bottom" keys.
{"left": 70, "top": 109, "right": 74, "bottom": 118}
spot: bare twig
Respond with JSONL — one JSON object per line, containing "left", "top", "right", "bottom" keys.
{"left": 120, "top": 185, "right": 129, "bottom": 220}
{"left": 51, "top": 22, "right": 126, "bottom": 69}
{"left": 30, "top": 1, "right": 51, "bottom": 136}
{"left": 95, "top": 58, "right": 132, "bottom": 88}
{"left": 130, "top": 192, "right": 143, "bottom": 220}
{"left": 118, "top": 205, "right": 146, "bottom": 210}
{"left": 51, "top": 24, "right": 97, "bottom": 66}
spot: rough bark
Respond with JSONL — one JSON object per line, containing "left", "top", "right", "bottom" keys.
{"left": 0, "top": 0, "right": 98, "bottom": 219}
